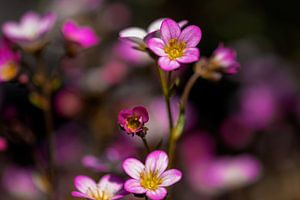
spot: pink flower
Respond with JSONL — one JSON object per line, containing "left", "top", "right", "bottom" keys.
{"left": 118, "top": 106, "right": 149, "bottom": 135}
{"left": 0, "top": 39, "right": 20, "bottom": 82}
{"left": 2, "top": 11, "right": 56, "bottom": 48}
{"left": 61, "top": 20, "right": 100, "bottom": 48}
{"left": 147, "top": 18, "right": 201, "bottom": 71}
{"left": 123, "top": 150, "right": 182, "bottom": 200}
{"left": 72, "top": 174, "right": 126, "bottom": 200}
{"left": 211, "top": 44, "right": 240, "bottom": 74}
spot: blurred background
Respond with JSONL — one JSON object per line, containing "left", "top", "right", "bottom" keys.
{"left": 0, "top": 0, "right": 300, "bottom": 199}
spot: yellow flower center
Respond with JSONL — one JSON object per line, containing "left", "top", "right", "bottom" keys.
{"left": 126, "top": 116, "right": 141, "bottom": 132}
{"left": 164, "top": 38, "right": 186, "bottom": 60}
{"left": 1, "top": 62, "right": 18, "bottom": 81}
{"left": 140, "top": 171, "right": 163, "bottom": 191}
{"left": 87, "top": 188, "right": 111, "bottom": 200}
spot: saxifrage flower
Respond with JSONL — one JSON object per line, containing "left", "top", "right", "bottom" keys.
{"left": 123, "top": 150, "right": 182, "bottom": 200}
{"left": 147, "top": 18, "right": 201, "bottom": 71}
{"left": 118, "top": 106, "right": 149, "bottom": 136}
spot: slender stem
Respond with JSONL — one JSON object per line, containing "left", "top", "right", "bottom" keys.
{"left": 141, "top": 136, "right": 151, "bottom": 153}
{"left": 180, "top": 73, "right": 200, "bottom": 108}
{"left": 158, "top": 68, "right": 173, "bottom": 131}
{"left": 43, "top": 83, "right": 56, "bottom": 200}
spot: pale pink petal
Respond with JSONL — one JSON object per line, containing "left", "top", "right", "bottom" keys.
{"left": 178, "top": 25, "right": 201, "bottom": 48}
{"left": 122, "top": 158, "right": 145, "bottom": 179}
{"left": 119, "top": 27, "right": 147, "bottom": 39}
{"left": 160, "top": 169, "right": 182, "bottom": 187}
{"left": 71, "top": 191, "right": 93, "bottom": 199}
{"left": 146, "top": 187, "right": 167, "bottom": 200}
{"left": 176, "top": 48, "right": 200, "bottom": 63}
{"left": 178, "top": 20, "right": 189, "bottom": 28}
{"left": 74, "top": 175, "right": 97, "bottom": 194}
{"left": 158, "top": 57, "right": 181, "bottom": 71}
{"left": 147, "top": 38, "right": 166, "bottom": 56}
{"left": 147, "top": 18, "right": 165, "bottom": 33}
{"left": 39, "top": 12, "right": 56, "bottom": 35}
{"left": 98, "top": 174, "right": 123, "bottom": 194}
{"left": 124, "top": 179, "right": 147, "bottom": 194}
{"left": 160, "top": 19, "right": 181, "bottom": 43}
{"left": 145, "top": 150, "right": 168, "bottom": 176}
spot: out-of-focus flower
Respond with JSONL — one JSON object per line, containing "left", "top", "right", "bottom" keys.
{"left": 54, "top": 88, "right": 83, "bottom": 118}
{"left": 123, "top": 150, "right": 182, "bottom": 200}
{"left": 147, "top": 18, "right": 201, "bottom": 71}
{"left": 0, "top": 136, "right": 7, "bottom": 151}
{"left": 72, "top": 174, "right": 125, "bottom": 200}
{"left": 2, "top": 11, "right": 56, "bottom": 52}
{"left": 113, "top": 41, "right": 151, "bottom": 65}
{"left": 119, "top": 18, "right": 188, "bottom": 49}
{"left": 195, "top": 44, "right": 240, "bottom": 81}
{"left": 187, "top": 155, "right": 261, "bottom": 195}
{"left": 61, "top": 20, "right": 99, "bottom": 51}
{"left": 211, "top": 44, "right": 240, "bottom": 74}
{"left": 118, "top": 106, "right": 149, "bottom": 136}
{"left": 0, "top": 39, "right": 20, "bottom": 82}
{"left": 2, "top": 166, "right": 44, "bottom": 199}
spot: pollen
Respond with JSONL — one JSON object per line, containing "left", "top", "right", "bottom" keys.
{"left": 126, "top": 116, "right": 141, "bottom": 132}
{"left": 164, "top": 38, "right": 185, "bottom": 60}
{"left": 140, "top": 171, "right": 163, "bottom": 191}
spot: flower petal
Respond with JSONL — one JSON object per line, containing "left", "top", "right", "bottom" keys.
{"left": 74, "top": 175, "right": 97, "bottom": 194}
{"left": 98, "top": 174, "right": 123, "bottom": 195}
{"left": 71, "top": 191, "right": 93, "bottom": 199}
{"left": 160, "top": 19, "right": 181, "bottom": 43}
{"left": 178, "top": 25, "right": 201, "bottom": 48}
{"left": 147, "top": 38, "right": 166, "bottom": 56}
{"left": 158, "top": 57, "right": 181, "bottom": 71}
{"left": 133, "top": 106, "right": 149, "bottom": 123}
{"left": 119, "top": 27, "right": 147, "bottom": 39}
{"left": 124, "top": 179, "right": 147, "bottom": 194}
{"left": 147, "top": 18, "right": 165, "bottom": 33}
{"left": 176, "top": 48, "right": 200, "bottom": 63}
{"left": 145, "top": 150, "right": 168, "bottom": 176}
{"left": 160, "top": 169, "right": 182, "bottom": 187}
{"left": 146, "top": 187, "right": 167, "bottom": 200}
{"left": 122, "top": 158, "right": 145, "bottom": 179}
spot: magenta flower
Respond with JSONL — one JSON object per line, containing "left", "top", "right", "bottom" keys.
{"left": 0, "top": 136, "right": 7, "bottom": 152}
{"left": 211, "top": 44, "right": 240, "bottom": 74}
{"left": 123, "top": 150, "right": 182, "bottom": 200}
{"left": 61, "top": 20, "right": 100, "bottom": 48}
{"left": 147, "top": 18, "right": 201, "bottom": 71}
{"left": 0, "top": 39, "right": 20, "bottom": 82}
{"left": 72, "top": 174, "right": 126, "bottom": 200}
{"left": 2, "top": 11, "right": 56, "bottom": 48}
{"left": 118, "top": 106, "right": 149, "bottom": 135}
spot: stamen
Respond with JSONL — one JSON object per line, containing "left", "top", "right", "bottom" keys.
{"left": 164, "top": 38, "right": 185, "bottom": 60}
{"left": 140, "top": 170, "right": 163, "bottom": 191}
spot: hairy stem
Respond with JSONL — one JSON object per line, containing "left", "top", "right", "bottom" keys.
{"left": 141, "top": 136, "right": 151, "bottom": 153}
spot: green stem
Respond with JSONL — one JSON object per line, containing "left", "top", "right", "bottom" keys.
{"left": 158, "top": 68, "right": 173, "bottom": 131}
{"left": 141, "top": 136, "right": 151, "bottom": 153}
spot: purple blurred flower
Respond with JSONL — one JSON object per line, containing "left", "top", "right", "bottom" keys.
{"left": 2, "top": 166, "right": 44, "bottom": 199}
{"left": 2, "top": 11, "right": 56, "bottom": 50}
{"left": 118, "top": 106, "right": 149, "bottom": 135}
{"left": 123, "top": 150, "right": 182, "bottom": 200}
{"left": 72, "top": 174, "right": 126, "bottom": 200}
{"left": 61, "top": 20, "right": 100, "bottom": 48}
{"left": 147, "top": 18, "right": 201, "bottom": 71}
{"left": 0, "top": 39, "right": 20, "bottom": 82}
{"left": 0, "top": 136, "right": 7, "bottom": 151}
{"left": 211, "top": 44, "right": 240, "bottom": 74}
{"left": 187, "top": 155, "right": 261, "bottom": 194}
